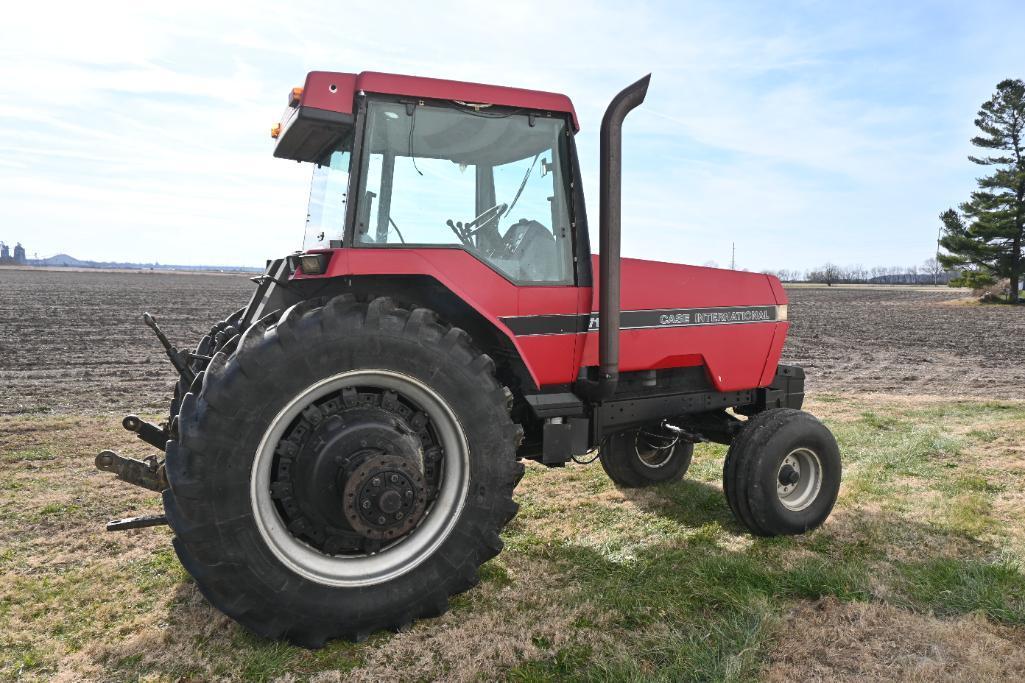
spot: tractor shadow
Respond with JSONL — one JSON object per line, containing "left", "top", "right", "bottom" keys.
{"left": 617, "top": 476, "right": 745, "bottom": 533}
{"left": 510, "top": 502, "right": 1021, "bottom": 642}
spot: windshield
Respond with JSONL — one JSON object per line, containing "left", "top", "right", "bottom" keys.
{"left": 303, "top": 134, "right": 353, "bottom": 250}
{"left": 355, "top": 100, "right": 574, "bottom": 283}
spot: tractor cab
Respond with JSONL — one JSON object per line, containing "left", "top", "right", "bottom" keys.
{"left": 274, "top": 71, "right": 586, "bottom": 286}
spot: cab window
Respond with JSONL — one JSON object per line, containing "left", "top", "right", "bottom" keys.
{"left": 355, "top": 101, "right": 574, "bottom": 284}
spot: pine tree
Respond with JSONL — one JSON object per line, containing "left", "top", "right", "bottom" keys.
{"left": 939, "top": 79, "right": 1025, "bottom": 302}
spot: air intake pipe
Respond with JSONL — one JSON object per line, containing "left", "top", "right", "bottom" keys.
{"left": 596, "top": 74, "right": 650, "bottom": 400}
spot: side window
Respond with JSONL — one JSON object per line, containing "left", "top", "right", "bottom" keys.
{"left": 304, "top": 147, "right": 351, "bottom": 249}
{"left": 491, "top": 152, "right": 570, "bottom": 283}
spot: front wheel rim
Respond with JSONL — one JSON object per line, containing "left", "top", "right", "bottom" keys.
{"left": 250, "top": 369, "right": 469, "bottom": 587}
{"left": 776, "top": 447, "right": 823, "bottom": 511}
{"left": 634, "top": 427, "right": 679, "bottom": 469}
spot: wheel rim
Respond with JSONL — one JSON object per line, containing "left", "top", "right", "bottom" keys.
{"left": 633, "top": 428, "right": 678, "bottom": 469}
{"left": 251, "top": 369, "right": 469, "bottom": 587}
{"left": 776, "top": 447, "right": 823, "bottom": 511}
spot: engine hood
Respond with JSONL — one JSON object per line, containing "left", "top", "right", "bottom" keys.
{"left": 591, "top": 256, "right": 787, "bottom": 312}
{"left": 583, "top": 255, "right": 789, "bottom": 391}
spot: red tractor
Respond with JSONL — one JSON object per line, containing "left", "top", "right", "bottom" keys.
{"left": 97, "top": 71, "right": 841, "bottom": 646}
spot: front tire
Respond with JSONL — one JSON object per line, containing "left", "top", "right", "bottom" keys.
{"left": 723, "top": 408, "right": 840, "bottom": 536}
{"left": 600, "top": 424, "right": 694, "bottom": 487}
{"left": 163, "top": 296, "right": 524, "bottom": 646}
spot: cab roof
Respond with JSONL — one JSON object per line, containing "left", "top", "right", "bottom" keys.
{"left": 298, "top": 71, "right": 579, "bottom": 131}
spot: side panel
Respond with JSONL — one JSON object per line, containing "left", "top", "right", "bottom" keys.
{"left": 516, "top": 285, "right": 582, "bottom": 386}
{"left": 303, "top": 249, "right": 790, "bottom": 393}
{"left": 757, "top": 322, "right": 789, "bottom": 388}
{"left": 579, "top": 324, "right": 781, "bottom": 392}
{"left": 581, "top": 257, "right": 787, "bottom": 392}
{"left": 315, "top": 247, "right": 582, "bottom": 387}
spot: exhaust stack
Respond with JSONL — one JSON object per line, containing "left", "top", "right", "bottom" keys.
{"left": 597, "top": 74, "right": 650, "bottom": 399}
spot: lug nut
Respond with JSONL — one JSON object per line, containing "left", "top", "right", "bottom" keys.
{"left": 371, "top": 477, "right": 381, "bottom": 487}
{"left": 377, "top": 516, "right": 386, "bottom": 524}
{"left": 405, "top": 490, "right": 413, "bottom": 499}
{"left": 361, "top": 500, "right": 371, "bottom": 510}
{"left": 395, "top": 512, "right": 404, "bottom": 520}
{"left": 390, "top": 474, "right": 400, "bottom": 484}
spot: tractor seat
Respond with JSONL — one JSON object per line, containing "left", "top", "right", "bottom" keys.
{"left": 504, "top": 219, "right": 559, "bottom": 281}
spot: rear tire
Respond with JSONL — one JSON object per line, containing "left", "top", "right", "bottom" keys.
{"left": 168, "top": 307, "right": 246, "bottom": 421}
{"left": 723, "top": 408, "right": 840, "bottom": 536}
{"left": 600, "top": 424, "right": 693, "bottom": 488}
{"left": 163, "top": 295, "right": 524, "bottom": 646}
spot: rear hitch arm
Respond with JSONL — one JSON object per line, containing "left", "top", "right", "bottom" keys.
{"left": 143, "top": 312, "right": 195, "bottom": 386}
{"left": 122, "top": 414, "right": 168, "bottom": 452}
{"left": 95, "top": 450, "right": 168, "bottom": 492}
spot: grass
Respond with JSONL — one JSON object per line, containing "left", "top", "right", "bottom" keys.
{"left": 897, "top": 558, "right": 1025, "bottom": 624}
{"left": 2, "top": 397, "right": 1025, "bottom": 681}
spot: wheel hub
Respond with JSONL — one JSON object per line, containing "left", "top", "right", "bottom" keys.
{"left": 778, "top": 463, "right": 800, "bottom": 487}
{"left": 343, "top": 455, "right": 427, "bottom": 540}
{"left": 252, "top": 370, "right": 470, "bottom": 587}
{"left": 775, "top": 448, "right": 823, "bottom": 511}
{"left": 270, "top": 396, "right": 439, "bottom": 555}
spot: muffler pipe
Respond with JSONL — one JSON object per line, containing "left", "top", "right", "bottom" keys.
{"left": 598, "top": 74, "right": 650, "bottom": 400}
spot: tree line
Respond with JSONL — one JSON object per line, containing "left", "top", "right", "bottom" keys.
{"left": 762, "top": 257, "right": 951, "bottom": 285}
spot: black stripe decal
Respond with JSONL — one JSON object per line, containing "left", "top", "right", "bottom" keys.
{"left": 501, "top": 314, "right": 592, "bottom": 336}
{"left": 501, "top": 305, "right": 777, "bottom": 337}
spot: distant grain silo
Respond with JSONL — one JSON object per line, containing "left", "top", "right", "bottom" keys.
{"left": 13, "top": 242, "right": 26, "bottom": 265}
{"left": 0, "top": 242, "right": 9, "bottom": 261}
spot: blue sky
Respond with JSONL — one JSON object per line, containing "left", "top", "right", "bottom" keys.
{"left": 2, "top": 0, "right": 1023, "bottom": 271}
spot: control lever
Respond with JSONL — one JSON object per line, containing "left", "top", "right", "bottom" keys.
{"left": 143, "top": 312, "right": 195, "bottom": 386}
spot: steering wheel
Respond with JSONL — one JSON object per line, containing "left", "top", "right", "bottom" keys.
{"left": 446, "top": 203, "right": 508, "bottom": 246}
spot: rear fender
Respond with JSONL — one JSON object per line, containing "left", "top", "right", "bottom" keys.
{"left": 250, "top": 260, "right": 539, "bottom": 392}
{"left": 331, "top": 274, "right": 538, "bottom": 392}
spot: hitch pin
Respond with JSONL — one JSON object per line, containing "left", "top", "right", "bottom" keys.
{"left": 143, "top": 312, "right": 195, "bottom": 385}
{"left": 662, "top": 420, "right": 706, "bottom": 443}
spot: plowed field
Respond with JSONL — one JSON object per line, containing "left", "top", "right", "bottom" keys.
{"left": 1, "top": 268, "right": 1021, "bottom": 415}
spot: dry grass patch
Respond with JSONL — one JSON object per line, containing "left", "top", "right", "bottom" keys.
{"left": 339, "top": 554, "right": 606, "bottom": 682}
{"left": 764, "top": 596, "right": 1025, "bottom": 682}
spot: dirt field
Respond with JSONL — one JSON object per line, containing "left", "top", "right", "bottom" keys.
{"left": 2, "top": 267, "right": 1025, "bottom": 680}
{"left": 782, "top": 284, "right": 1025, "bottom": 399}
{"left": 0, "top": 267, "right": 253, "bottom": 415}
{"left": 1, "top": 268, "right": 1022, "bottom": 415}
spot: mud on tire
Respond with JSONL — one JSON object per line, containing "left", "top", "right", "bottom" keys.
{"left": 162, "top": 295, "right": 524, "bottom": 646}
